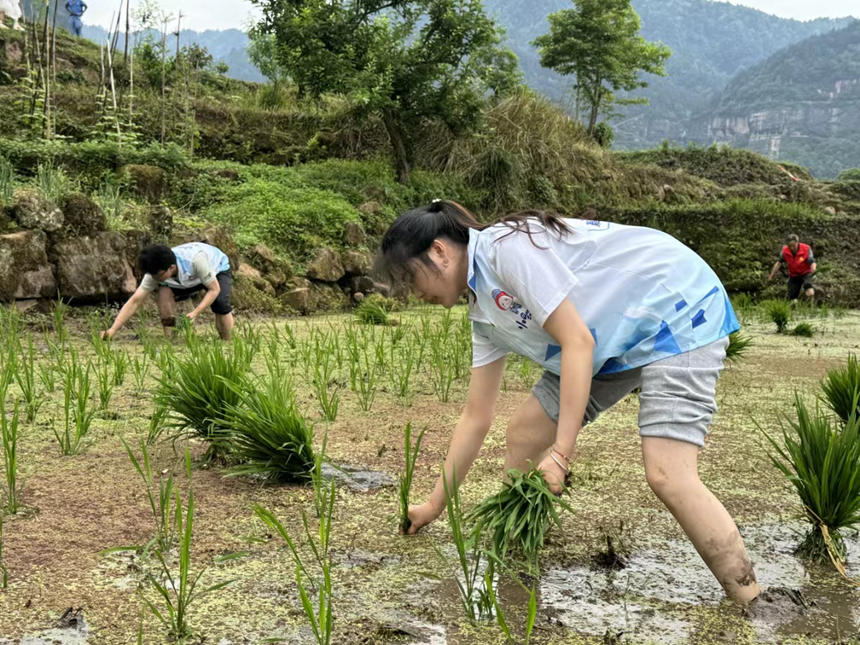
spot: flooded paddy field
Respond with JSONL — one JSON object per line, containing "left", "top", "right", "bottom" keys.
{"left": 0, "top": 304, "right": 858, "bottom": 644}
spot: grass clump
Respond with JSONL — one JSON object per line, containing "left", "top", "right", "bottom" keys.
{"left": 763, "top": 299, "right": 791, "bottom": 333}
{"left": 791, "top": 322, "right": 815, "bottom": 337}
{"left": 223, "top": 377, "right": 316, "bottom": 483}
{"left": 398, "top": 423, "right": 425, "bottom": 533}
{"left": 763, "top": 395, "right": 860, "bottom": 564}
{"left": 725, "top": 331, "right": 752, "bottom": 363}
{"left": 467, "top": 467, "right": 573, "bottom": 566}
{"left": 820, "top": 355, "right": 860, "bottom": 423}
{"left": 355, "top": 294, "right": 396, "bottom": 326}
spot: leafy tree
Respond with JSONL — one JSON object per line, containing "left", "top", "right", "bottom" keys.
{"left": 250, "top": 0, "right": 516, "bottom": 182}
{"left": 532, "top": 0, "right": 671, "bottom": 135}
{"left": 837, "top": 168, "right": 860, "bottom": 181}
{"left": 247, "top": 26, "right": 288, "bottom": 85}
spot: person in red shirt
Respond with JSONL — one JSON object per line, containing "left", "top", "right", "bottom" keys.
{"left": 767, "top": 233, "right": 817, "bottom": 302}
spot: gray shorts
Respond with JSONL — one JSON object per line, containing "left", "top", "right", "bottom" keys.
{"left": 532, "top": 337, "right": 730, "bottom": 447}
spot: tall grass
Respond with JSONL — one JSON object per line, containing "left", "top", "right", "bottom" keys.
{"left": 763, "top": 395, "right": 860, "bottom": 564}
{"left": 398, "top": 423, "right": 425, "bottom": 534}
{"left": 820, "top": 355, "right": 860, "bottom": 423}
{"left": 36, "top": 162, "right": 75, "bottom": 203}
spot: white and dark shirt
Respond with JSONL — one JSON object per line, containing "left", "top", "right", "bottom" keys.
{"left": 468, "top": 218, "right": 739, "bottom": 376}
{"left": 139, "top": 242, "right": 230, "bottom": 292}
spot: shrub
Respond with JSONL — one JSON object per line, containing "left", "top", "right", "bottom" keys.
{"left": 820, "top": 355, "right": 860, "bottom": 423}
{"left": 223, "top": 377, "right": 316, "bottom": 483}
{"left": 763, "top": 396, "right": 860, "bottom": 563}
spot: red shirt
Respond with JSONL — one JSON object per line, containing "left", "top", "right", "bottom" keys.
{"left": 780, "top": 243, "right": 814, "bottom": 277}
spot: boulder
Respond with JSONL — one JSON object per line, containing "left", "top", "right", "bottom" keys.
{"left": 305, "top": 247, "right": 345, "bottom": 282}
{"left": 343, "top": 220, "right": 366, "bottom": 246}
{"left": 236, "top": 262, "right": 276, "bottom": 296}
{"left": 281, "top": 277, "right": 312, "bottom": 314}
{"left": 60, "top": 192, "right": 107, "bottom": 236}
{"left": 122, "top": 164, "right": 168, "bottom": 204}
{"left": 122, "top": 229, "right": 152, "bottom": 280}
{"left": 310, "top": 282, "right": 350, "bottom": 312}
{"left": 342, "top": 249, "right": 372, "bottom": 276}
{"left": 11, "top": 189, "right": 64, "bottom": 232}
{"left": 52, "top": 232, "right": 137, "bottom": 300}
{"left": 146, "top": 205, "right": 173, "bottom": 241}
{"left": 245, "top": 243, "right": 292, "bottom": 288}
{"left": 0, "top": 230, "right": 56, "bottom": 301}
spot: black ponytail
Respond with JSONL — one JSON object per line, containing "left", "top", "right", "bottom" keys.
{"left": 376, "top": 201, "right": 572, "bottom": 290}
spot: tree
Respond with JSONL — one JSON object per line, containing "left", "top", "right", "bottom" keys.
{"left": 250, "top": 0, "right": 516, "bottom": 183}
{"left": 532, "top": 0, "right": 671, "bottom": 135}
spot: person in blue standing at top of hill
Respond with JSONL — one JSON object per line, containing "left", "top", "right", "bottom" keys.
{"left": 103, "top": 242, "right": 235, "bottom": 341}
{"left": 65, "top": 0, "right": 87, "bottom": 37}
{"left": 376, "top": 200, "right": 761, "bottom": 603}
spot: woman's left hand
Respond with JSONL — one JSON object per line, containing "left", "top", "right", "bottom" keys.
{"left": 536, "top": 453, "right": 567, "bottom": 495}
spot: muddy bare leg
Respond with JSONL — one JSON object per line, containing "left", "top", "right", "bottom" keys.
{"left": 642, "top": 437, "right": 761, "bottom": 602}
{"left": 156, "top": 286, "right": 177, "bottom": 338}
{"left": 215, "top": 312, "right": 234, "bottom": 341}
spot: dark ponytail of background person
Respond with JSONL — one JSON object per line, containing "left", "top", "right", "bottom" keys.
{"left": 376, "top": 200, "right": 571, "bottom": 291}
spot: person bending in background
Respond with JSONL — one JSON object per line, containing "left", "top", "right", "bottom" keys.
{"left": 103, "top": 242, "right": 234, "bottom": 341}
{"left": 767, "top": 233, "right": 816, "bottom": 304}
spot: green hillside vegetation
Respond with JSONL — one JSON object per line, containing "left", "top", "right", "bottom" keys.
{"left": 1, "top": 17, "right": 859, "bottom": 309}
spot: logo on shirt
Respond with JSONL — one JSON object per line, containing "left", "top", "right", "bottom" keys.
{"left": 491, "top": 289, "right": 533, "bottom": 330}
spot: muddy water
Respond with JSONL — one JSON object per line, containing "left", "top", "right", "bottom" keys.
{"left": 539, "top": 522, "right": 859, "bottom": 643}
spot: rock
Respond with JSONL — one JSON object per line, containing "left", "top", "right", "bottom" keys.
{"left": 348, "top": 275, "right": 375, "bottom": 294}
{"left": 343, "top": 220, "right": 366, "bottom": 246}
{"left": 824, "top": 206, "right": 837, "bottom": 215}
{"left": 236, "top": 262, "right": 275, "bottom": 296}
{"left": 11, "top": 188, "right": 64, "bottom": 232}
{"left": 310, "top": 281, "right": 350, "bottom": 311}
{"left": 305, "top": 247, "right": 345, "bottom": 282}
{"left": 281, "top": 277, "right": 312, "bottom": 314}
{"left": 122, "top": 230, "right": 152, "bottom": 280}
{"left": 0, "top": 230, "right": 56, "bottom": 301}
{"left": 245, "top": 243, "right": 292, "bottom": 288}
{"left": 353, "top": 291, "right": 365, "bottom": 303}
{"left": 181, "top": 226, "right": 240, "bottom": 275}
{"left": 122, "top": 164, "right": 168, "bottom": 204}
{"left": 341, "top": 249, "right": 372, "bottom": 276}
{"left": 52, "top": 232, "right": 137, "bottom": 301}
{"left": 146, "top": 205, "right": 173, "bottom": 240}
{"left": 60, "top": 193, "right": 106, "bottom": 236}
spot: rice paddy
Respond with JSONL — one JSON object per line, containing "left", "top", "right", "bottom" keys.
{"left": 0, "top": 300, "right": 858, "bottom": 644}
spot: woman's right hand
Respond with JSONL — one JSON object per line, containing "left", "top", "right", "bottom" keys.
{"left": 404, "top": 502, "right": 442, "bottom": 535}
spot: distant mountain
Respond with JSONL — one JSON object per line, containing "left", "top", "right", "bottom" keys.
{"left": 79, "top": 25, "right": 264, "bottom": 83}
{"left": 481, "top": 0, "right": 854, "bottom": 150}
{"left": 692, "top": 20, "right": 860, "bottom": 178}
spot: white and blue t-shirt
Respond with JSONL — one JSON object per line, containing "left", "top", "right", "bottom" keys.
{"left": 468, "top": 218, "right": 739, "bottom": 376}
{"left": 140, "top": 242, "right": 230, "bottom": 292}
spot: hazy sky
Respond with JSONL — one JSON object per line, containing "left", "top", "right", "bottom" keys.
{"left": 82, "top": 0, "right": 858, "bottom": 32}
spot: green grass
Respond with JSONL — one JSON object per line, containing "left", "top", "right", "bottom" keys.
{"left": 762, "top": 395, "right": 860, "bottom": 564}
{"left": 820, "top": 354, "right": 860, "bottom": 423}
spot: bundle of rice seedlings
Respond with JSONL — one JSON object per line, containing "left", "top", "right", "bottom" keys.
{"left": 791, "top": 322, "right": 814, "bottom": 338}
{"left": 467, "top": 467, "right": 573, "bottom": 565}
{"left": 820, "top": 354, "right": 860, "bottom": 423}
{"left": 763, "top": 395, "right": 860, "bottom": 563}
{"left": 223, "top": 378, "right": 316, "bottom": 483}
{"left": 763, "top": 300, "right": 791, "bottom": 333}
{"left": 398, "top": 423, "right": 426, "bottom": 533}
{"left": 725, "top": 331, "right": 752, "bottom": 363}
{"left": 355, "top": 294, "right": 394, "bottom": 325}
{"left": 154, "top": 342, "right": 249, "bottom": 455}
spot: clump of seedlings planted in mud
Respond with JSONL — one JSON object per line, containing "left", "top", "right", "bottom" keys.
{"left": 15, "top": 334, "right": 43, "bottom": 422}
{"left": 763, "top": 393, "right": 860, "bottom": 565}
{"left": 725, "top": 330, "right": 752, "bottom": 363}
{"left": 222, "top": 376, "right": 316, "bottom": 483}
{"left": 55, "top": 350, "right": 97, "bottom": 455}
{"left": 255, "top": 473, "right": 336, "bottom": 645}
{"left": 354, "top": 294, "right": 393, "bottom": 325}
{"left": 468, "top": 467, "right": 573, "bottom": 567}
{"left": 121, "top": 438, "right": 180, "bottom": 552}
{"left": 1, "top": 386, "right": 22, "bottom": 515}
{"left": 820, "top": 354, "right": 860, "bottom": 423}
{"left": 398, "top": 423, "right": 425, "bottom": 533}
{"left": 142, "top": 450, "right": 234, "bottom": 641}
{"left": 762, "top": 299, "right": 791, "bottom": 334}
{"left": 791, "top": 322, "right": 815, "bottom": 338}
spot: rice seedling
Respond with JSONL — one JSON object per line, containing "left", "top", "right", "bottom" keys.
{"left": 154, "top": 342, "right": 249, "bottom": 456}
{"left": 791, "top": 322, "right": 815, "bottom": 338}
{"left": 355, "top": 296, "right": 390, "bottom": 325}
{"left": 391, "top": 340, "right": 416, "bottom": 401}
{"left": 310, "top": 434, "right": 329, "bottom": 519}
{"left": 730, "top": 292, "right": 755, "bottom": 322}
{"left": 820, "top": 355, "right": 860, "bottom": 423}
{"left": 762, "top": 395, "right": 860, "bottom": 564}
{"left": 148, "top": 405, "right": 168, "bottom": 445}
{"left": 762, "top": 299, "right": 791, "bottom": 333}
{"left": 222, "top": 377, "right": 316, "bottom": 483}
{"left": 55, "top": 354, "right": 96, "bottom": 455}
{"left": 312, "top": 348, "right": 340, "bottom": 422}
{"left": 38, "top": 362, "right": 57, "bottom": 394}
{"left": 121, "top": 438, "right": 178, "bottom": 552}
{"left": 52, "top": 298, "right": 69, "bottom": 343}
{"left": 131, "top": 354, "right": 150, "bottom": 393}
{"left": 725, "top": 331, "right": 753, "bottom": 363}
{"left": 398, "top": 423, "right": 426, "bottom": 534}
{"left": 14, "top": 334, "right": 42, "bottom": 422}
{"left": 429, "top": 331, "right": 457, "bottom": 402}
{"left": 254, "top": 479, "right": 335, "bottom": 645}
{"left": 0, "top": 395, "right": 21, "bottom": 515}
{"left": 468, "top": 467, "right": 573, "bottom": 567}
{"left": 96, "top": 359, "right": 115, "bottom": 411}
{"left": 143, "top": 450, "right": 233, "bottom": 641}
{"left": 112, "top": 349, "right": 129, "bottom": 386}
{"left": 354, "top": 343, "right": 378, "bottom": 412}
